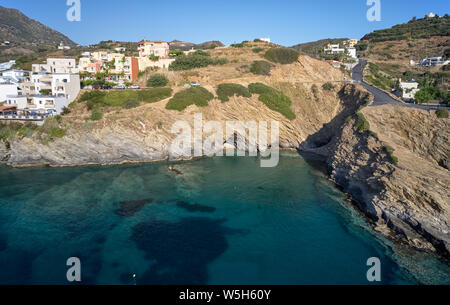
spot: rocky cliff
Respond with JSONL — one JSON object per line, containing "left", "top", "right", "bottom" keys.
{"left": 327, "top": 105, "right": 450, "bottom": 259}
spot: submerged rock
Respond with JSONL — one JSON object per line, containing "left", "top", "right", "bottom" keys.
{"left": 115, "top": 198, "right": 154, "bottom": 217}
{"left": 176, "top": 201, "right": 216, "bottom": 213}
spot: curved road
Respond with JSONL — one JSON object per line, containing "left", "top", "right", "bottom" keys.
{"left": 352, "top": 60, "right": 448, "bottom": 111}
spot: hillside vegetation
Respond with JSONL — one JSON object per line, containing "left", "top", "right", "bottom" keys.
{"left": 169, "top": 50, "right": 228, "bottom": 71}
{"left": 360, "top": 16, "right": 450, "bottom": 74}
{"left": 362, "top": 15, "right": 450, "bottom": 42}
{"left": 166, "top": 87, "right": 214, "bottom": 110}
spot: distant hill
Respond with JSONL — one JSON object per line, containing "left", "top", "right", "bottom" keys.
{"left": 0, "top": 5, "right": 76, "bottom": 57}
{"left": 359, "top": 15, "right": 450, "bottom": 74}
{"left": 361, "top": 14, "right": 450, "bottom": 42}
{"left": 169, "top": 40, "right": 224, "bottom": 51}
{"left": 291, "top": 38, "right": 348, "bottom": 57}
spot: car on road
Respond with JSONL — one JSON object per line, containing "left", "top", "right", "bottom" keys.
{"left": 102, "top": 85, "right": 113, "bottom": 90}
{"left": 93, "top": 85, "right": 102, "bottom": 90}
{"left": 114, "top": 84, "right": 126, "bottom": 90}
{"left": 130, "top": 84, "right": 140, "bottom": 89}
{"left": 190, "top": 82, "right": 201, "bottom": 87}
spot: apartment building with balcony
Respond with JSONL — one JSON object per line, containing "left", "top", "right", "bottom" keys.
{"left": 52, "top": 73, "right": 81, "bottom": 104}
{"left": 32, "top": 58, "right": 79, "bottom": 74}
{"left": 343, "top": 39, "right": 358, "bottom": 48}
{"left": 138, "top": 40, "right": 170, "bottom": 58}
{"left": 92, "top": 51, "right": 109, "bottom": 61}
{"left": 31, "top": 73, "right": 53, "bottom": 93}
{"left": 3, "top": 94, "right": 67, "bottom": 119}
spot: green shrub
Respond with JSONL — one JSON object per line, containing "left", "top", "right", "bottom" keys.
{"left": 252, "top": 47, "right": 264, "bottom": 53}
{"left": 17, "top": 123, "right": 38, "bottom": 138}
{"left": 249, "top": 60, "right": 272, "bottom": 75}
{"left": 231, "top": 42, "right": 245, "bottom": 48}
{"left": 217, "top": 83, "right": 251, "bottom": 102}
{"left": 91, "top": 109, "right": 103, "bottom": 121}
{"left": 169, "top": 51, "right": 228, "bottom": 71}
{"left": 248, "top": 83, "right": 271, "bottom": 94}
{"left": 383, "top": 146, "right": 398, "bottom": 164}
{"left": 355, "top": 42, "right": 368, "bottom": 51}
{"left": 436, "top": 109, "right": 449, "bottom": 118}
{"left": 311, "top": 84, "right": 319, "bottom": 98}
{"left": 322, "top": 82, "right": 336, "bottom": 91}
{"left": 415, "top": 87, "right": 436, "bottom": 104}
{"left": 37, "top": 118, "right": 67, "bottom": 142}
{"left": 122, "top": 99, "right": 140, "bottom": 109}
{"left": 137, "top": 88, "right": 173, "bottom": 103}
{"left": 358, "top": 97, "right": 371, "bottom": 111}
{"left": 264, "top": 48, "right": 300, "bottom": 64}
{"left": 355, "top": 112, "right": 370, "bottom": 132}
{"left": 147, "top": 73, "right": 169, "bottom": 87}
{"left": 79, "top": 90, "right": 107, "bottom": 103}
{"left": 78, "top": 88, "right": 172, "bottom": 108}
{"left": 61, "top": 106, "right": 71, "bottom": 115}
{"left": 345, "top": 115, "right": 353, "bottom": 123}
{"left": 166, "top": 87, "right": 214, "bottom": 111}
{"left": 39, "top": 89, "right": 52, "bottom": 95}
{"left": 46, "top": 127, "right": 66, "bottom": 139}
{"left": 169, "top": 50, "right": 184, "bottom": 57}
{"left": 248, "top": 83, "right": 296, "bottom": 120}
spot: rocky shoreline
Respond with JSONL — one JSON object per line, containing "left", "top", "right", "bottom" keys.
{"left": 0, "top": 84, "right": 448, "bottom": 261}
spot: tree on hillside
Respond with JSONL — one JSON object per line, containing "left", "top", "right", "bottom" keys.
{"left": 415, "top": 87, "right": 436, "bottom": 104}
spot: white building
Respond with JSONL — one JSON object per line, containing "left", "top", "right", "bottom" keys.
{"left": 32, "top": 58, "right": 78, "bottom": 74}
{"left": 51, "top": 73, "right": 81, "bottom": 104}
{"left": 4, "top": 95, "right": 67, "bottom": 115}
{"left": 31, "top": 73, "right": 53, "bottom": 93}
{"left": 324, "top": 44, "right": 345, "bottom": 54}
{"left": 0, "top": 60, "right": 16, "bottom": 72}
{"left": 258, "top": 38, "right": 271, "bottom": 43}
{"left": 0, "top": 83, "right": 19, "bottom": 102}
{"left": 58, "top": 42, "right": 71, "bottom": 50}
{"left": 347, "top": 48, "right": 357, "bottom": 58}
{"left": 398, "top": 79, "right": 419, "bottom": 100}
{"left": 2, "top": 70, "right": 27, "bottom": 83}
{"left": 420, "top": 57, "right": 447, "bottom": 66}
{"left": 426, "top": 12, "right": 436, "bottom": 18}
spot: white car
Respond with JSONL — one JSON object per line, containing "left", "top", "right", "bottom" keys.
{"left": 114, "top": 84, "right": 126, "bottom": 90}
{"left": 130, "top": 85, "right": 140, "bottom": 89}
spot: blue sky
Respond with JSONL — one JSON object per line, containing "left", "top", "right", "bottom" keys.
{"left": 1, "top": 0, "right": 449, "bottom": 46}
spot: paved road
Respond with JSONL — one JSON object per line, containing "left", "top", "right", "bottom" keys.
{"left": 352, "top": 60, "right": 448, "bottom": 111}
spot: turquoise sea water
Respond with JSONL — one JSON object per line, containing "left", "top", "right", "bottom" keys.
{"left": 0, "top": 152, "right": 449, "bottom": 285}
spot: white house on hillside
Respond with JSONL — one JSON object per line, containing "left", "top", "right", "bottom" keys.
{"left": 398, "top": 79, "right": 419, "bottom": 101}
{"left": 259, "top": 38, "right": 271, "bottom": 43}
